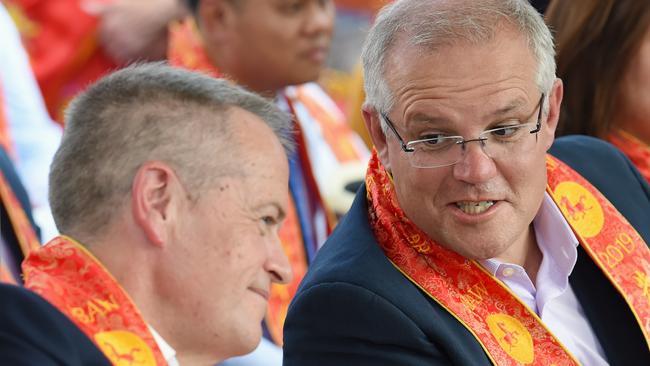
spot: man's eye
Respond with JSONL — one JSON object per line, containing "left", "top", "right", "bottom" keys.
{"left": 262, "top": 216, "right": 277, "bottom": 226}
{"left": 280, "top": 1, "right": 304, "bottom": 13}
{"left": 420, "top": 134, "right": 445, "bottom": 144}
{"left": 491, "top": 124, "right": 523, "bottom": 137}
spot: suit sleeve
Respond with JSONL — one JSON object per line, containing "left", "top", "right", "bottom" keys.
{"left": 0, "top": 334, "right": 64, "bottom": 366}
{"left": 0, "top": 284, "right": 111, "bottom": 366}
{"left": 283, "top": 282, "right": 451, "bottom": 366}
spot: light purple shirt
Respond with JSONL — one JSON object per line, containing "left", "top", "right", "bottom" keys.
{"left": 480, "top": 193, "right": 609, "bottom": 365}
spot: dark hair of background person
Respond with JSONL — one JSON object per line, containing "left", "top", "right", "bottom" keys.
{"left": 546, "top": 0, "right": 650, "bottom": 137}
{"left": 530, "top": 0, "right": 549, "bottom": 14}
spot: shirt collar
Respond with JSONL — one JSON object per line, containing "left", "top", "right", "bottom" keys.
{"left": 480, "top": 192, "right": 579, "bottom": 276}
{"left": 148, "top": 325, "right": 180, "bottom": 366}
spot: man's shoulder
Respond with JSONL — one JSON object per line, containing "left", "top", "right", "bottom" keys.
{"left": 550, "top": 135, "right": 650, "bottom": 242}
{"left": 292, "top": 188, "right": 437, "bottom": 317}
{"left": 0, "top": 283, "right": 111, "bottom": 366}
{"left": 299, "top": 188, "right": 390, "bottom": 290}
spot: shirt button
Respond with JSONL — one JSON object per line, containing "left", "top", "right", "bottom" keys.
{"left": 502, "top": 267, "right": 515, "bottom": 277}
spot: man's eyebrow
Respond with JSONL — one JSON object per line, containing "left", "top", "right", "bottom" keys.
{"left": 406, "top": 98, "right": 529, "bottom": 125}
{"left": 408, "top": 113, "right": 451, "bottom": 126}
{"left": 488, "top": 98, "right": 528, "bottom": 118}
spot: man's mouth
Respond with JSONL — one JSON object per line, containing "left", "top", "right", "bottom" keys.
{"left": 455, "top": 201, "right": 495, "bottom": 215}
{"left": 249, "top": 287, "right": 269, "bottom": 301}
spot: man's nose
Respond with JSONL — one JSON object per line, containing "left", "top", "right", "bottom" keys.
{"left": 452, "top": 139, "right": 498, "bottom": 184}
{"left": 265, "top": 236, "right": 293, "bottom": 285}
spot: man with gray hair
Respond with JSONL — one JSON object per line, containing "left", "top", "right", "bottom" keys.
{"left": 0, "top": 63, "right": 294, "bottom": 365}
{"left": 283, "top": 0, "right": 650, "bottom": 364}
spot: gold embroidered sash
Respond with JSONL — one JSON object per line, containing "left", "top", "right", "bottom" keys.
{"left": 23, "top": 236, "right": 167, "bottom": 366}
{"left": 367, "top": 150, "right": 650, "bottom": 365}
{"left": 546, "top": 155, "right": 650, "bottom": 342}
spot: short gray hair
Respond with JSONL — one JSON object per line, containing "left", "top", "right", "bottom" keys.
{"left": 362, "top": 0, "right": 555, "bottom": 117}
{"left": 50, "top": 62, "right": 293, "bottom": 239}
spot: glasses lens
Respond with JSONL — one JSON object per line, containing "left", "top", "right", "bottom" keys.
{"left": 408, "top": 138, "right": 462, "bottom": 168}
{"left": 482, "top": 123, "right": 538, "bottom": 160}
{"left": 406, "top": 123, "right": 538, "bottom": 168}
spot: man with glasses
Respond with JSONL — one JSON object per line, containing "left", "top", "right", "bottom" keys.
{"left": 283, "top": 0, "right": 650, "bottom": 365}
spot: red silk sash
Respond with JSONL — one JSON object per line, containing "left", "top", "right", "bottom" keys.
{"left": 608, "top": 129, "right": 650, "bottom": 184}
{"left": 367, "top": 150, "right": 650, "bottom": 365}
{"left": 23, "top": 236, "right": 167, "bottom": 366}
{"left": 546, "top": 155, "right": 650, "bottom": 342}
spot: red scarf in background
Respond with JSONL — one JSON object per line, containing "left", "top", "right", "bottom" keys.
{"left": 608, "top": 129, "right": 650, "bottom": 184}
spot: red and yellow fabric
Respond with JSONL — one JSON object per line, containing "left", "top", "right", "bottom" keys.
{"left": 168, "top": 18, "right": 332, "bottom": 345}
{"left": 5, "top": 0, "right": 118, "bottom": 123}
{"left": 288, "top": 84, "right": 368, "bottom": 163}
{"left": 366, "top": 150, "right": 650, "bottom": 365}
{"left": 608, "top": 129, "right": 650, "bottom": 184}
{"left": 23, "top": 236, "right": 167, "bottom": 366}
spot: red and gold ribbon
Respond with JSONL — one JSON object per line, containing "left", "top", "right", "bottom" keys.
{"left": 23, "top": 236, "right": 167, "bottom": 366}
{"left": 608, "top": 129, "right": 650, "bottom": 184}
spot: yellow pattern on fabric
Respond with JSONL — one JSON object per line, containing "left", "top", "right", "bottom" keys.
{"left": 553, "top": 181, "right": 604, "bottom": 238}
{"left": 95, "top": 331, "right": 157, "bottom": 366}
{"left": 486, "top": 314, "right": 535, "bottom": 364}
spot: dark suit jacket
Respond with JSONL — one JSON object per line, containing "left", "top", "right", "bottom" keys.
{"left": 0, "top": 283, "right": 111, "bottom": 365}
{"left": 0, "top": 147, "right": 41, "bottom": 283}
{"left": 283, "top": 136, "right": 650, "bottom": 365}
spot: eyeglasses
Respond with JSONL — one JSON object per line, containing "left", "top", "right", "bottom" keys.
{"left": 380, "top": 93, "right": 545, "bottom": 169}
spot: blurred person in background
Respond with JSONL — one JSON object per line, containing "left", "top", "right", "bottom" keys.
{"left": 0, "top": 3, "right": 61, "bottom": 242}
{"left": 4, "top": 0, "right": 187, "bottom": 123}
{"left": 546, "top": 0, "right": 650, "bottom": 182}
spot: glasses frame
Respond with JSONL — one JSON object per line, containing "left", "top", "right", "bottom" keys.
{"left": 380, "top": 93, "right": 545, "bottom": 167}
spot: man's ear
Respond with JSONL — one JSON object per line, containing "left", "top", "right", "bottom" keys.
{"left": 131, "top": 162, "right": 179, "bottom": 247}
{"left": 542, "top": 78, "right": 564, "bottom": 151}
{"left": 362, "top": 104, "right": 391, "bottom": 171}
{"left": 197, "top": 0, "right": 238, "bottom": 44}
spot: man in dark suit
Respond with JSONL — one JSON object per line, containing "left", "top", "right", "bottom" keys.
{"left": 283, "top": 0, "right": 650, "bottom": 365}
